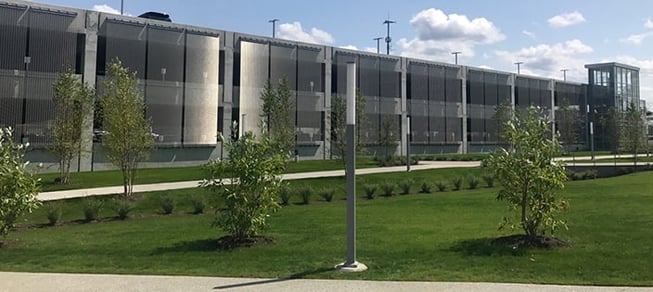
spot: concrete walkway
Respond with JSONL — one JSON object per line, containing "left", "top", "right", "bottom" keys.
{"left": 38, "top": 161, "right": 481, "bottom": 201}
{"left": 38, "top": 155, "right": 653, "bottom": 202}
{"left": 1, "top": 272, "right": 651, "bottom": 292}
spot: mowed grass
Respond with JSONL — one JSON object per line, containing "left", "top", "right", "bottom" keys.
{"left": 2, "top": 169, "right": 652, "bottom": 286}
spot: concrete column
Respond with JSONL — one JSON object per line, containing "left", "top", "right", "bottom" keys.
{"left": 510, "top": 75, "right": 516, "bottom": 114}
{"left": 323, "top": 46, "right": 332, "bottom": 159}
{"left": 221, "top": 32, "right": 235, "bottom": 142}
{"left": 550, "top": 79, "right": 556, "bottom": 140}
{"left": 460, "top": 66, "right": 468, "bottom": 154}
{"left": 79, "top": 11, "right": 99, "bottom": 172}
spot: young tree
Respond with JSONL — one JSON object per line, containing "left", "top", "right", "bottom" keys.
{"left": 0, "top": 127, "right": 40, "bottom": 241}
{"left": 598, "top": 107, "right": 623, "bottom": 153}
{"left": 201, "top": 123, "right": 288, "bottom": 242}
{"left": 487, "top": 107, "right": 568, "bottom": 240}
{"left": 378, "top": 114, "right": 399, "bottom": 159}
{"left": 556, "top": 98, "right": 580, "bottom": 151}
{"left": 622, "top": 101, "right": 647, "bottom": 165}
{"left": 100, "top": 59, "right": 154, "bottom": 198}
{"left": 330, "top": 90, "right": 367, "bottom": 162}
{"left": 50, "top": 67, "right": 94, "bottom": 184}
{"left": 260, "top": 78, "right": 295, "bottom": 156}
{"left": 492, "top": 100, "right": 512, "bottom": 147}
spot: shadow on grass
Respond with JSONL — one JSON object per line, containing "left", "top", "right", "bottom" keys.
{"left": 152, "top": 236, "right": 277, "bottom": 254}
{"left": 450, "top": 235, "right": 569, "bottom": 257}
{"left": 151, "top": 238, "right": 219, "bottom": 254}
{"left": 213, "top": 267, "right": 333, "bottom": 290}
{"left": 449, "top": 237, "right": 529, "bottom": 257}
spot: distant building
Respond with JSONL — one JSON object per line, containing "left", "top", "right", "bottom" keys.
{"left": 0, "top": 0, "right": 644, "bottom": 172}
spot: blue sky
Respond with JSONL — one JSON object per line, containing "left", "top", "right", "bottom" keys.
{"left": 36, "top": 0, "right": 653, "bottom": 105}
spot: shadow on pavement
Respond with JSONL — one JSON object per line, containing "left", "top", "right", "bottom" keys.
{"left": 213, "top": 267, "right": 333, "bottom": 290}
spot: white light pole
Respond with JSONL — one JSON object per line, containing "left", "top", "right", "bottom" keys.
{"left": 336, "top": 62, "right": 367, "bottom": 272}
{"left": 406, "top": 116, "right": 411, "bottom": 172}
{"left": 587, "top": 105, "right": 594, "bottom": 161}
{"left": 590, "top": 121, "right": 594, "bottom": 161}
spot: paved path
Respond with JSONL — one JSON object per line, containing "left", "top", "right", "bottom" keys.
{"left": 38, "top": 161, "right": 481, "bottom": 201}
{"left": 1, "top": 272, "right": 651, "bottom": 292}
{"left": 38, "top": 155, "right": 653, "bottom": 202}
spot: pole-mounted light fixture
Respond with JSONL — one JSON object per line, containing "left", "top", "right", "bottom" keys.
{"left": 336, "top": 62, "right": 367, "bottom": 273}
{"left": 269, "top": 18, "right": 279, "bottom": 38}
{"left": 452, "top": 51, "right": 461, "bottom": 65}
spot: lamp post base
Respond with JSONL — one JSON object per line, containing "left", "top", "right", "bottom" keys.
{"left": 335, "top": 261, "right": 368, "bottom": 272}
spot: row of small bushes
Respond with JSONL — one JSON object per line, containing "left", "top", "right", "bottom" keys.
{"left": 44, "top": 195, "right": 208, "bottom": 226}
{"left": 361, "top": 175, "right": 494, "bottom": 199}
{"left": 278, "top": 186, "right": 338, "bottom": 206}
{"left": 373, "top": 155, "right": 420, "bottom": 167}
{"left": 567, "top": 170, "right": 598, "bottom": 181}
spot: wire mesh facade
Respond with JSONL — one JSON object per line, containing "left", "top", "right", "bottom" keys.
{"left": 0, "top": 0, "right": 641, "bottom": 172}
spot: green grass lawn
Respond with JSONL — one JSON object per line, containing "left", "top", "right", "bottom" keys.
{"left": 3, "top": 169, "right": 653, "bottom": 285}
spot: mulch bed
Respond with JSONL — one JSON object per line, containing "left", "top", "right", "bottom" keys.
{"left": 492, "top": 234, "right": 570, "bottom": 249}
{"left": 216, "top": 235, "right": 276, "bottom": 250}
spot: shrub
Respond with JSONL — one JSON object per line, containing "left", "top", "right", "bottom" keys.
{"left": 452, "top": 176, "right": 463, "bottom": 191}
{"left": 160, "top": 196, "right": 175, "bottom": 214}
{"left": 567, "top": 171, "right": 581, "bottom": 181}
{"left": 0, "top": 127, "right": 41, "bottom": 237}
{"left": 82, "top": 198, "right": 103, "bottom": 222}
{"left": 467, "top": 176, "right": 480, "bottom": 189}
{"left": 419, "top": 182, "right": 432, "bottom": 193}
{"left": 319, "top": 189, "right": 336, "bottom": 202}
{"left": 582, "top": 170, "right": 598, "bottom": 180}
{"left": 113, "top": 199, "right": 134, "bottom": 220}
{"left": 46, "top": 203, "right": 62, "bottom": 226}
{"left": 363, "top": 184, "right": 377, "bottom": 199}
{"left": 399, "top": 179, "right": 414, "bottom": 195}
{"left": 200, "top": 129, "right": 287, "bottom": 241}
{"left": 482, "top": 174, "right": 495, "bottom": 187}
{"left": 380, "top": 182, "right": 396, "bottom": 197}
{"left": 190, "top": 196, "right": 206, "bottom": 214}
{"left": 435, "top": 181, "right": 447, "bottom": 192}
{"left": 279, "top": 186, "right": 292, "bottom": 206}
{"left": 299, "top": 187, "right": 313, "bottom": 205}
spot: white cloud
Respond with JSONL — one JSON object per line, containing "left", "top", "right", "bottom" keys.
{"left": 409, "top": 8, "right": 505, "bottom": 44}
{"left": 548, "top": 12, "right": 586, "bottom": 28}
{"left": 645, "top": 18, "right": 653, "bottom": 29}
{"left": 476, "top": 65, "right": 494, "bottom": 70}
{"left": 620, "top": 19, "right": 653, "bottom": 45}
{"left": 622, "top": 32, "right": 653, "bottom": 44}
{"left": 340, "top": 45, "right": 358, "bottom": 50}
{"left": 277, "top": 22, "right": 334, "bottom": 45}
{"left": 495, "top": 39, "right": 593, "bottom": 81}
{"left": 399, "top": 8, "right": 504, "bottom": 62}
{"left": 92, "top": 4, "right": 120, "bottom": 14}
{"left": 522, "top": 30, "right": 536, "bottom": 40}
